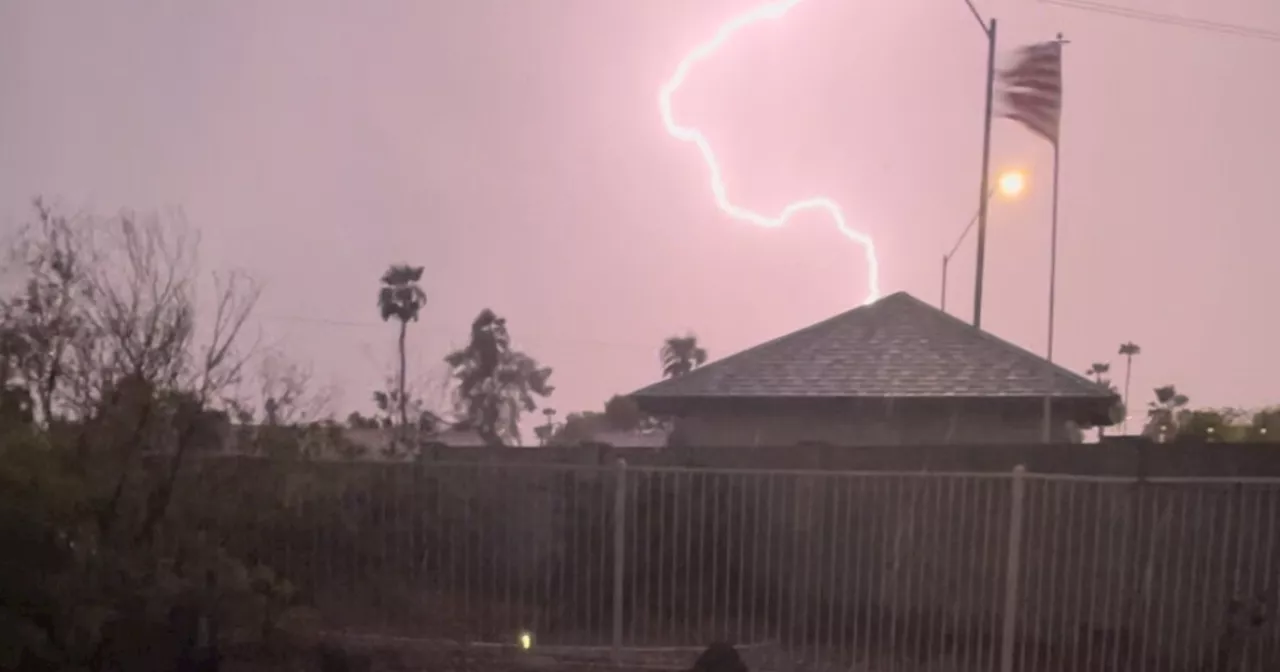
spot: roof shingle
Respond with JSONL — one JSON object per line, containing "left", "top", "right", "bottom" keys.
{"left": 631, "top": 291, "right": 1114, "bottom": 401}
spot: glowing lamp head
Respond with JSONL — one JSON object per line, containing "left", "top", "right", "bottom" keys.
{"left": 518, "top": 631, "right": 533, "bottom": 650}
{"left": 997, "top": 170, "right": 1026, "bottom": 198}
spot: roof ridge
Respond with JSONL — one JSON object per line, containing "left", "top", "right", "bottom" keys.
{"left": 630, "top": 297, "right": 885, "bottom": 396}
{"left": 897, "top": 292, "right": 1112, "bottom": 396}
{"left": 630, "top": 291, "right": 1115, "bottom": 400}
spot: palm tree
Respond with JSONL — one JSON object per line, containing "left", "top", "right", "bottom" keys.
{"left": 1118, "top": 342, "right": 1141, "bottom": 433}
{"left": 660, "top": 334, "right": 708, "bottom": 378}
{"left": 1085, "top": 362, "right": 1116, "bottom": 440}
{"left": 534, "top": 407, "right": 565, "bottom": 446}
{"left": 377, "top": 265, "right": 426, "bottom": 429}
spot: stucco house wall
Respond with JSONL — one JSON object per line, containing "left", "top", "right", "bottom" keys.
{"left": 670, "top": 402, "right": 1077, "bottom": 447}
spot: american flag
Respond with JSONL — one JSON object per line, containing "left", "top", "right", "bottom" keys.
{"left": 999, "top": 40, "right": 1062, "bottom": 145}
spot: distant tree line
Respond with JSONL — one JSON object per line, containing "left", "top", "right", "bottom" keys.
{"left": 344, "top": 266, "right": 557, "bottom": 451}
{"left": 1086, "top": 341, "right": 1278, "bottom": 443}
{"left": 532, "top": 333, "right": 710, "bottom": 446}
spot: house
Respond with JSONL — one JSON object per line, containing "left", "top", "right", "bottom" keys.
{"left": 568, "top": 426, "right": 670, "bottom": 448}
{"left": 628, "top": 291, "right": 1117, "bottom": 446}
{"left": 205, "top": 424, "right": 487, "bottom": 460}
{"left": 340, "top": 426, "right": 487, "bottom": 455}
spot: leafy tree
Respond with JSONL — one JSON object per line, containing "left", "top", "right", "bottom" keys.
{"left": 1175, "top": 408, "right": 1234, "bottom": 442}
{"left": 1118, "top": 341, "right": 1141, "bottom": 433}
{"left": 603, "top": 394, "right": 645, "bottom": 431}
{"left": 1161, "top": 406, "right": 1280, "bottom": 443}
{"left": 546, "top": 395, "right": 654, "bottom": 446}
{"left": 445, "top": 309, "right": 554, "bottom": 446}
{"left": 377, "top": 265, "right": 426, "bottom": 430}
{"left": 661, "top": 334, "right": 708, "bottom": 379}
{"left": 346, "top": 411, "right": 380, "bottom": 429}
{"left": 1144, "top": 385, "right": 1189, "bottom": 442}
{"left": 1248, "top": 407, "right": 1280, "bottom": 442}
{"left": 550, "top": 412, "right": 597, "bottom": 445}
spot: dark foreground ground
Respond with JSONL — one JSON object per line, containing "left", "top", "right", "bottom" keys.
{"left": 220, "top": 633, "right": 709, "bottom": 672}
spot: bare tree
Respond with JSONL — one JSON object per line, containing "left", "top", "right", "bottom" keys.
{"left": 94, "top": 212, "right": 258, "bottom": 542}
{"left": 2, "top": 201, "right": 261, "bottom": 545}
{"left": 367, "top": 358, "right": 452, "bottom": 457}
{"left": 0, "top": 198, "right": 93, "bottom": 426}
{"left": 251, "top": 348, "right": 337, "bottom": 426}
{"left": 0, "top": 200, "right": 337, "bottom": 671}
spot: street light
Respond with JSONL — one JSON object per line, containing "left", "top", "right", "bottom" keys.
{"left": 997, "top": 170, "right": 1026, "bottom": 198}
{"left": 940, "top": 169, "right": 1026, "bottom": 313}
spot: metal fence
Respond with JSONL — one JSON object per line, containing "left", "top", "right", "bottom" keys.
{"left": 210, "top": 459, "right": 1280, "bottom": 671}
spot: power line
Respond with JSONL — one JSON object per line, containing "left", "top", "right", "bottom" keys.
{"left": 256, "top": 312, "right": 655, "bottom": 352}
{"left": 259, "top": 313, "right": 379, "bottom": 329}
{"left": 1040, "top": 0, "right": 1280, "bottom": 42}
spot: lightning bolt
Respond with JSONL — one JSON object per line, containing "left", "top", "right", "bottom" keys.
{"left": 659, "top": 0, "right": 881, "bottom": 305}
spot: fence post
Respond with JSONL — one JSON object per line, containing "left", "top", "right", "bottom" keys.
{"left": 611, "top": 458, "right": 628, "bottom": 663}
{"left": 1000, "top": 464, "right": 1028, "bottom": 672}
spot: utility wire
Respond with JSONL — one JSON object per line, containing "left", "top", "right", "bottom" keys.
{"left": 256, "top": 312, "right": 655, "bottom": 351}
{"left": 1040, "top": 0, "right": 1280, "bottom": 42}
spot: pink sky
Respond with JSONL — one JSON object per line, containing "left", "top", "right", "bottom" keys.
{"left": 3, "top": 0, "right": 1278, "bottom": 429}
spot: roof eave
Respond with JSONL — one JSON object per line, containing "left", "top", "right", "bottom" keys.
{"left": 632, "top": 393, "right": 1119, "bottom": 426}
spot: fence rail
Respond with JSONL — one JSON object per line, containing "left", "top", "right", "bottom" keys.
{"left": 193, "top": 459, "right": 1280, "bottom": 671}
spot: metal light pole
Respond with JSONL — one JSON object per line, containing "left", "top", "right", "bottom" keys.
{"left": 960, "top": 0, "right": 998, "bottom": 329}
{"left": 942, "top": 171, "right": 1025, "bottom": 313}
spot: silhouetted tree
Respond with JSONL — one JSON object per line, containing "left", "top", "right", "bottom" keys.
{"left": 1175, "top": 408, "right": 1232, "bottom": 442}
{"left": 547, "top": 394, "right": 652, "bottom": 446}
{"left": 445, "top": 309, "right": 553, "bottom": 445}
{"left": 1085, "top": 362, "right": 1115, "bottom": 440}
{"left": 1249, "top": 407, "right": 1280, "bottom": 441}
{"left": 1144, "top": 385, "right": 1189, "bottom": 442}
{"left": 660, "top": 334, "right": 707, "bottom": 378}
{"left": 535, "top": 408, "right": 558, "bottom": 446}
{"left": 0, "top": 199, "right": 291, "bottom": 670}
{"left": 603, "top": 394, "right": 644, "bottom": 431}
{"left": 377, "top": 265, "right": 426, "bottom": 430}
{"left": 0, "top": 198, "right": 86, "bottom": 427}
{"left": 346, "top": 411, "right": 380, "bottom": 429}
{"left": 1118, "top": 341, "right": 1141, "bottom": 432}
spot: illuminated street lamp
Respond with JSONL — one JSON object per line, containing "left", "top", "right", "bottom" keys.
{"left": 940, "top": 169, "right": 1027, "bottom": 314}
{"left": 997, "top": 170, "right": 1026, "bottom": 198}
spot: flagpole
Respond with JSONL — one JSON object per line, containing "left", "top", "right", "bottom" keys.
{"left": 1041, "top": 34, "right": 1067, "bottom": 443}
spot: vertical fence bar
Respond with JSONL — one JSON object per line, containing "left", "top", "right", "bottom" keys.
{"left": 612, "top": 458, "right": 628, "bottom": 662}
{"left": 1000, "top": 465, "right": 1028, "bottom": 672}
